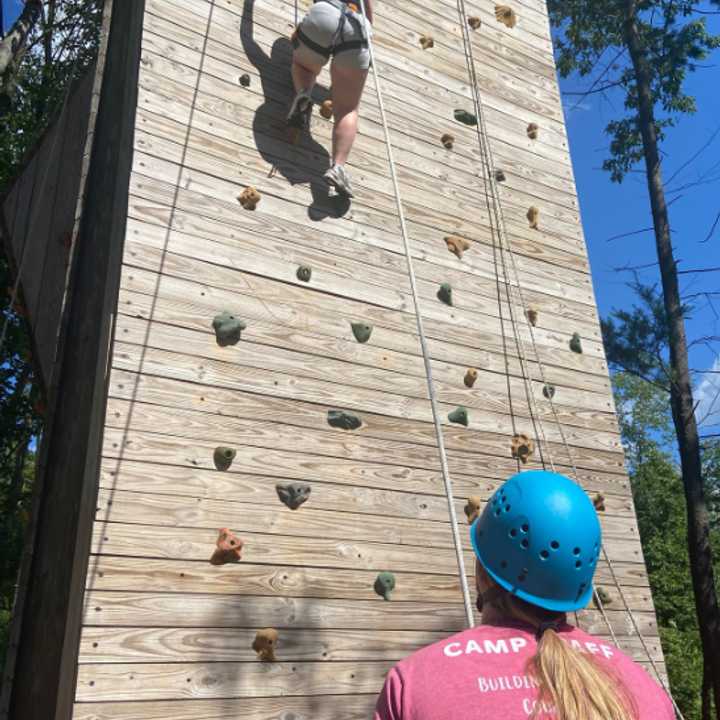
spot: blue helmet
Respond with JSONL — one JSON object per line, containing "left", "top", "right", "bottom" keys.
{"left": 470, "top": 470, "right": 601, "bottom": 612}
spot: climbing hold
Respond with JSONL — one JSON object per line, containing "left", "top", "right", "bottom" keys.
{"left": 213, "top": 446, "right": 236, "bottom": 471}
{"left": 448, "top": 406, "right": 469, "bottom": 427}
{"left": 464, "top": 496, "right": 482, "bottom": 523}
{"left": 419, "top": 34, "right": 434, "bottom": 49}
{"left": 212, "top": 311, "right": 246, "bottom": 347}
{"left": 511, "top": 433, "right": 534, "bottom": 464}
{"left": 351, "top": 322, "right": 373, "bottom": 344}
{"left": 454, "top": 109, "right": 478, "bottom": 126}
{"left": 464, "top": 368, "right": 478, "bottom": 388}
{"left": 527, "top": 206, "right": 539, "bottom": 229}
{"left": 525, "top": 308, "right": 538, "bottom": 327}
{"left": 327, "top": 409, "right": 362, "bottom": 430}
{"left": 593, "top": 493, "right": 606, "bottom": 512}
{"left": 542, "top": 384, "right": 556, "bottom": 400}
{"left": 527, "top": 122, "right": 539, "bottom": 140}
{"left": 210, "top": 528, "right": 243, "bottom": 565}
{"left": 494, "top": 4, "right": 517, "bottom": 28}
{"left": 593, "top": 587, "right": 613, "bottom": 608}
{"left": 441, "top": 133, "right": 455, "bottom": 149}
{"left": 374, "top": 571, "right": 396, "bottom": 601}
{"left": 494, "top": 169, "right": 506, "bottom": 182}
{"left": 319, "top": 99, "right": 333, "bottom": 119}
{"left": 468, "top": 16, "right": 481, "bottom": 29}
{"left": 239, "top": 73, "right": 251, "bottom": 87}
{"left": 437, "top": 282, "right": 453, "bottom": 306}
{"left": 238, "top": 186, "right": 261, "bottom": 210}
{"left": 570, "top": 332, "right": 583, "bottom": 354}
{"left": 444, "top": 235, "right": 470, "bottom": 259}
{"left": 296, "top": 265, "right": 312, "bottom": 282}
{"left": 252, "top": 628, "right": 279, "bottom": 662}
{"left": 276, "top": 482, "right": 311, "bottom": 510}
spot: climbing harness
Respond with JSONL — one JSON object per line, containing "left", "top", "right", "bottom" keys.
{"left": 453, "top": 1, "right": 685, "bottom": 715}
{"left": 356, "top": 0, "right": 475, "bottom": 628}
{"left": 293, "top": 0, "right": 369, "bottom": 61}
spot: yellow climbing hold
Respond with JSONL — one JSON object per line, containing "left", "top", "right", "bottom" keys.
{"left": 238, "top": 186, "right": 261, "bottom": 210}
{"left": 495, "top": 5, "right": 517, "bottom": 28}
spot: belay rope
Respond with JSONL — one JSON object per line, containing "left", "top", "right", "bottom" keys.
{"left": 356, "top": 0, "right": 684, "bottom": 714}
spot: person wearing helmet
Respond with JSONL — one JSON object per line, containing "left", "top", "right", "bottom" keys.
{"left": 287, "top": 0, "right": 373, "bottom": 198}
{"left": 373, "top": 470, "right": 675, "bottom": 720}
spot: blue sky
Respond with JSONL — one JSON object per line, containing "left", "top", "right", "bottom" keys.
{"left": 3, "top": 0, "right": 718, "bottom": 433}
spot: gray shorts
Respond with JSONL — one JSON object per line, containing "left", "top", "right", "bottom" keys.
{"left": 293, "top": 0, "right": 371, "bottom": 71}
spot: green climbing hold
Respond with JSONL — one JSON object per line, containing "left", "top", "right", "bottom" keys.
{"left": 454, "top": 109, "right": 478, "bottom": 126}
{"left": 448, "top": 406, "right": 469, "bottom": 426}
{"left": 214, "top": 446, "right": 236, "bottom": 471}
{"left": 212, "top": 312, "right": 246, "bottom": 347}
{"left": 542, "top": 384, "right": 556, "bottom": 399}
{"left": 569, "top": 332, "right": 583, "bottom": 354}
{"left": 351, "top": 322, "right": 373, "bottom": 344}
{"left": 327, "top": 410, "right": 362, "bottom": 430}
{"left": 297, "top": 265, "right": 312, "bottom": 282}
{"left": 276, "top": 482, "right": 311, "bottom": 510}
{"left": 593, "top": 586, "right": 612, "bottom": 608}
{"left": 239, "top": 73, "right": 251, "bottom": 87}
{"left": 374, "top": 571, "right": 396, "bottom": 601}
{"left": 437, "top": 282, "right": 453, "bottom": 306}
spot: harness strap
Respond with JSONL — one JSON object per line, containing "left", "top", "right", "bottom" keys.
{"left": 297, "top": 0, "right": 368, "bottom": 56}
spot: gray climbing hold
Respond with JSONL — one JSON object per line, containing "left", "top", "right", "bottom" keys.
{"left": 276, "top": 482, "right": 311, "bottom": 510}
{"left": 570, "top": 332, "right": 583, "bottom": 354}
{"left": 374, "top": 571, "right": 396, "bottom": 601}
{"left": 543, "top": 384, "right": 556, "bottom": 399}
{"left": 437, "top": 282, "right": 453, "bottom": 306}
{"left": 593, "top": 587, "right": 612, "bottom": 609}
{"left": 351, "top": 322, "right": 373, "bottom": 344}
{"left": 494, "top": 169, "right": 506, "bottom": 182}
{"left": 297, "top": 265, "right": 312, "bottom": 282}
{"left": 214, "top": 446, "right": 236, "bottom": 471}
{"left": 454, "top": 109, "right": 478, "bottom": 126}
{"left": 239, "top": 73, "right": 251, "bottom": 87}
{"left": 327, "top": 410, "right": 362, "bottom": 430}
{"left": 212, "top": 312, "right": 246, "bottom": 347}
{"left": 448, "top": 406, "right": 469, "bottom": 426}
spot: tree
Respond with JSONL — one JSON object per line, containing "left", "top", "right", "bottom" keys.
{"left": 547, "top": 0, "right": 720, "bottom": 714}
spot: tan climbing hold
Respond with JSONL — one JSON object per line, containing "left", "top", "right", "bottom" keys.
{"left": 525, "top": 308, "right": 538, "bottom": 327}
{"left": 238, "top": 186, "right": 261, "bottom": 210}
{"left": 252, "top": 628, "right": 279, "bottom": 662}
{"left": 527, "top": 206, "right": 539, "bottom": 229}
{"left": 464, "top": 496, "right": 482, "bottom": 523}
{"left": 441, "top": 133, "right": 455, "bottom": 149}
{"left": 494, "top": 5, "right": 517, "bottom": 28}
{"left": 593, "top": 493, "right": 606, "bottom": 512}
{"left": 419, "top": 34, "right": 434, "bottom": 49}
{"left": 593, "top": 587, "right": 612, "bottom": 608}
{"left": 527, "top": 122, "right": 539, "bottom": 140}
{"left": 210, "top": 528, "right": 243, "bottom": 565}
{"left": 511, "top": 433, "right": 534, "bottom": 464}
{"left": 320, "top": 99, "right": 333, "bottom": 119}
{"left": 464, "top": 368, "right": 478, "bottom": 388}
{"left": 444, "top": 234, "right": 470, "bottom": 259}
{"left": 468, "top": 16, "right": 481, "bottom": 30}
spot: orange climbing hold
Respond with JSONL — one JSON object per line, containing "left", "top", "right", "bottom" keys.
{"left": 210, "top": 528, "right": 244, "bottom": 565}
{"left": 441, "top": 133, "right": 455, "bottom": 149}
{"left": 444, "top": 235, "right": 470, "bottom": 259}
{"left": 464, "top": 496, "right": 482, "bottom": 523}
{"left": 527, "top": 122, "right": 539, "bottom": 140}
{"left": 252, "top": 628, "right": 279, "bottom": 662}
{"left": 238, "top": 186, "right": 261, "bottom": 210}
{"left": 419, "top": 34, "right": 434, "bottom": 49}
{"left": 511, "top": 433, "right": 534, "bottom": 464}
{"left": 468, "top": 16, "right": 481, "bottom": 30}
{"left": 320, "top": 99, "right": 333, "bottom": 119}
{"left": 494, "top": 5, "right": 517, "bottom": 28}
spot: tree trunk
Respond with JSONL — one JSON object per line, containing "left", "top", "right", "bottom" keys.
{"left": 0, "top": 0, "right": 42, "bottom": 111}
{"left": 703, "top": 659, "right": 712, "bottom": 720}
{"left": 623, "top": 2, "right": 720, "bottom": 716}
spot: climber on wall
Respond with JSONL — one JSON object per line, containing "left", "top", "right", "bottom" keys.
{"left": 374, "top": 470, "right": 674, "bottom": 720}
{"left": 287, "top": 0, "right": 373, "bottom": 198}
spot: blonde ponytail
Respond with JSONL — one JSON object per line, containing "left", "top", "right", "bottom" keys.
{"left": 528, "top": 626, "right": 637, "bottom": 720}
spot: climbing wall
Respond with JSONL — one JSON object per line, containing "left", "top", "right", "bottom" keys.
{"left": 71, "top": 0, "right": 665, "bottom": 717}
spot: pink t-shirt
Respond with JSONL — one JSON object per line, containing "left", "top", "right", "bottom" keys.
{"left": 374, "top": 621, "right": 674, "bottom": 719}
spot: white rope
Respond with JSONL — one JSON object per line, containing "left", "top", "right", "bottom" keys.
{"left": 453, "top": 5, "right": 684, "bottom": 716}
{"left": 356, "top": 0, "right": 474, "bottom": 628}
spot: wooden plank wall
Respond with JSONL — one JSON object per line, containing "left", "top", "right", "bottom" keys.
{"left": 0, "top": 70, "right": 95, "bottom": 390}
{"left": 72, "top": 0, "right": 665, "bottom": 716}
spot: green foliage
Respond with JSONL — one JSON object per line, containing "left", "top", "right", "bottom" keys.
{"left": 547, "top": 0, "right": 720, "bottom": 181}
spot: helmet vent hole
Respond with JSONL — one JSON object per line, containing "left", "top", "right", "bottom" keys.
{"left": 500, "top": 560, "right": 508, "bottom": 569}
{"left": 575, "top": 560, "right": 582, "bottom": 569}
{"left": 494, "top": 509, "right": 501, "bottom": 517}
{"left": 509, "top": 529, "right": 518, "bottom": 538}
{"left": 518, "top": 573, "right": 526, "bottom": 582}
{"left": 521, "top": 523, "right": 529, "bottom": 533}
{"left": 573, "top": 547, "right": 581, "bottom": 556}
{"left": 550, "top": 540, "right": 559, "bottom": 550}
{"left": 505, "top": 504, "right": 511, "bottom": 512}
{"left": 540, "top": 550, "right": 549, "bottom": 560}
{"left": 520, "top": 539, "right": 529, "bottom": 549}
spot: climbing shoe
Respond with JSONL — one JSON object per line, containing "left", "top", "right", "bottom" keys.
{"left": 287, "top": 89, "right": 313, "bottom": 130}
{"left": 324, "top": 164, "right": 354, "bottom": 197}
